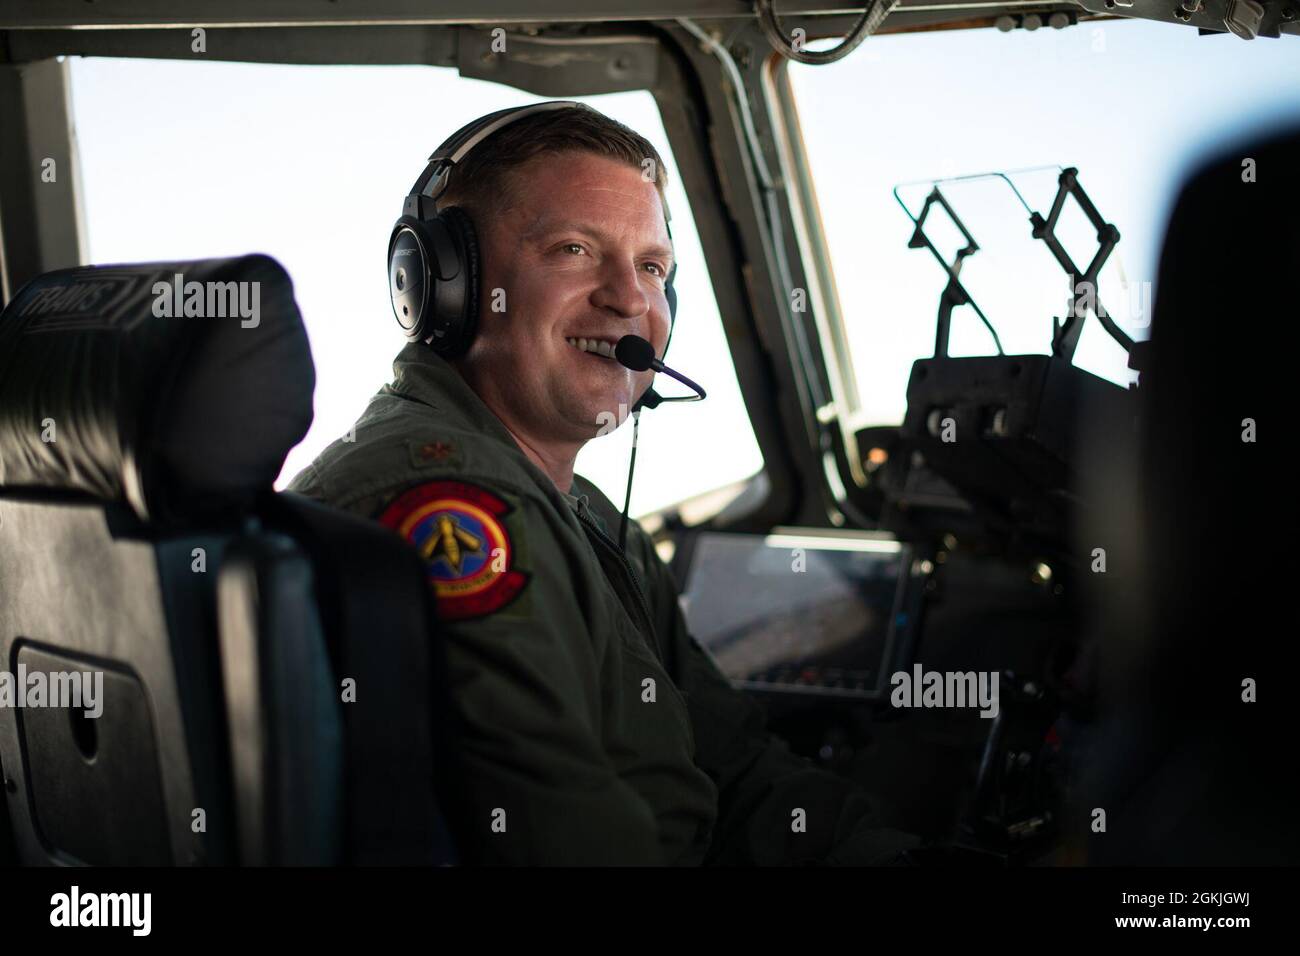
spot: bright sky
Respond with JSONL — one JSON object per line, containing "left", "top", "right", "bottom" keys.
{"left": 67, "top": 17, "right": 1300, "bottom": 513}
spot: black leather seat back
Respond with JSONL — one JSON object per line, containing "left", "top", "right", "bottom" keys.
{"left": 266, "top": 493, "right": 455, "bottom": 865}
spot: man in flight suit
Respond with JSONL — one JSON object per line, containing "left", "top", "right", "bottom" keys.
{"left": 289, "top": 102, "right": 919, "bottom": 865}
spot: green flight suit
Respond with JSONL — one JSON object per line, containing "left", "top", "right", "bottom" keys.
{"left": 287, "top": 342, "right": 919, "bottom": 865}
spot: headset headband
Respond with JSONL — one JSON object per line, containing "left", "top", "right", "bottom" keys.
{"left": 408, "top": 100, "right": 673, "bottom": 231}
{"left": 410, "top": 101, "right": 585, "bottom": 208}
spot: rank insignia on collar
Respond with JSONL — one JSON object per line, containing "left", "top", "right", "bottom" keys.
{"left": 378, "top": 480, "right": 529, "bottom": 620}
{"left": 410, "top": 439, "right": 460, "bottom": 468}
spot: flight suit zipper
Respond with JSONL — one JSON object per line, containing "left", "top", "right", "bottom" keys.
{"left": 572, "top": 503, "right": 660, "bottom": 660}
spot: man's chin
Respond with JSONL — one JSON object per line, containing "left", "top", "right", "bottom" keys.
{"left": 567, "top": 393, "right": 636, "bottom": 439}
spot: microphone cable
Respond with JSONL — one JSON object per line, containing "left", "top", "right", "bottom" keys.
{"left": 618, "top": 406, "right": 642, "bottom": 552}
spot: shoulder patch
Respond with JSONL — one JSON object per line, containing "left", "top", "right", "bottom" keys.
{"left": 379, "top": 480, "right": 529, "bottom": 620}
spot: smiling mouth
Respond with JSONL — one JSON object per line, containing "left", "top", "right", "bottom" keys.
{"left": 565, "top": 336, "right": 618, "bottom": 360}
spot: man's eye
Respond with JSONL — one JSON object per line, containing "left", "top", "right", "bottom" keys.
{"left": 643, "top": 262, "right": 665, "bottom": 278}
{"left": 561, "top": 243, "right": 585, "bottom": 255}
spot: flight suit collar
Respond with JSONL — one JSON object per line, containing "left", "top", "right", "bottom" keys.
{"left": 387, "top": 343, "right": 604, "bottom": 529}
{"left": 387, "top": 342, "right": 523, "bottom": 452}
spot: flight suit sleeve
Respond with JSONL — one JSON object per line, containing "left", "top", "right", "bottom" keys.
{"left": 633, "top": 533, "right": 922, "bottom": 865}
{"left": 300, "top": 473, "right": 667, "bottom": 865}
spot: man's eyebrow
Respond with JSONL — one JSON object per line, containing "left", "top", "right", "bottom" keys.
{"left": 526, "top": 219, "right": 675, "bottom": 264}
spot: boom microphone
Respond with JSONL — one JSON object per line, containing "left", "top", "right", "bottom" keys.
{"left": 614, "top": 335, "right": 707, "bottom": 401}
{"left": 613, "top": 334, "right": 656, "bottom": 371}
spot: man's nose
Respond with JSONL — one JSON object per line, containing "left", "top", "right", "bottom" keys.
{"left": 591, "top": 258, "right": 650, "bottom": 320}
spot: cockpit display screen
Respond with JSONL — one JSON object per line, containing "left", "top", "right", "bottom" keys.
{"left": 680, "top": 530, "right": 916, "bottom": 700}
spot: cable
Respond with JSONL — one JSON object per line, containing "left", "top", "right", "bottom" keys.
{"left": 618, "top": 408, "right": 642, "bottom": 551}
{"left": 754, "top": 0, "right": 901, "bottom": 66}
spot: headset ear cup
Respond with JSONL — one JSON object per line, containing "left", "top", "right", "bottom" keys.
{"left": 389, "top": 215, "right": 437, "bottom": 344}
{"left": 437, "top": 206, "right": 481, "bottom": 357}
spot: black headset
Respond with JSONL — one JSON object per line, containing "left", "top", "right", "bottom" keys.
{"left": 388, "top": 100, "right": 678, "bottom": 359}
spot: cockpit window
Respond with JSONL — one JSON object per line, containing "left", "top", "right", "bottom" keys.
{"left": 789, "top": 18, "right": 1300, "bottom": 426}
{"left": 68, "top": 59, "right": 762, "bottom": 516}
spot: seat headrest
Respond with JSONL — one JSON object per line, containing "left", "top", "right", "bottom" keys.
{"left": 0, "top": 254, "right": 315, "bottom": 525}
